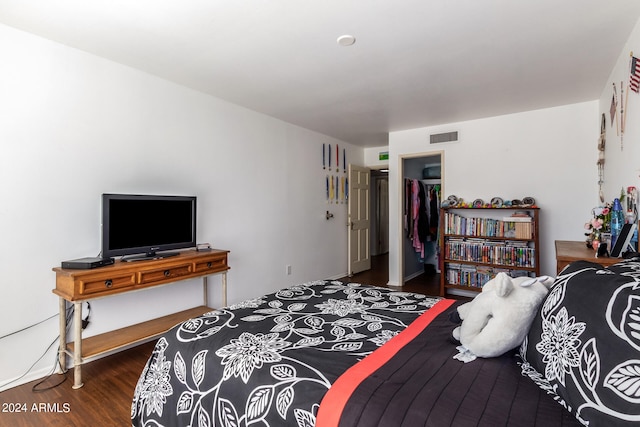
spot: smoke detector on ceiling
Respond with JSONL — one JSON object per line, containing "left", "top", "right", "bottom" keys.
{"left": 337, "top": 35, "right": 356, "bottom": 46}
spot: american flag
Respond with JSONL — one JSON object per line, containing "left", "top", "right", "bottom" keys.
{"left": 631, "top": 56, "right": 640, "bottom": 93}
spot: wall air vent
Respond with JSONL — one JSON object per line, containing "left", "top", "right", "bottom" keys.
{"left": 430, "top": 131, "right": 458, "bottom": 144}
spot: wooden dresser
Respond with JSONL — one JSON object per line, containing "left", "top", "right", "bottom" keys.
{"left": 554, "top": 240, "right": 620, "bottom": 273}
{"left": 53, "top": 249, "right": 229, "bottom": 389}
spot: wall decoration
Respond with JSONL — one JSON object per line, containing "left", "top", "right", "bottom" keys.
{"left": 321, "top": 144, "right": 348, "bottom": 205}
{"left": 326, "top": 175, "right": 330, "bottom": 203}
{"left": 611, "top": 83, "right": 618, "bottom": 135}
{"left": 330, "top": 173, "right": 334, "bottom": 203}
{"left": 620, "top": 81, "right": 626, "bottom": 150}
{"left": 343, "top": 148, "right": 346, "bottom": 173}
{"left": 598, "top": 113, "right": 606, "bottom": 202}
{"left": 322, "top": 143, "right": 326, "bottom": 169}
{"left": 345, "top": 178, "right": 348, "bottom": 201}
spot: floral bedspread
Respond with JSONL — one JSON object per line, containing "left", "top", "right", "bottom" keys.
{"left": 131, "top": 280, "right": 440, "bottom": 427}
{"left": 520, "top": 259, "right": 640, "bottom": 426}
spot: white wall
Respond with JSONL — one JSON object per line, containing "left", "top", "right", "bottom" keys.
{"left": 0, "top": 24, "right": 362, "bottom": 390}
{"left": 388, "top": 101, "right": 599, "bottom": 286}
{"left": 598, "top": 18, "right": 640, "bottom": 203}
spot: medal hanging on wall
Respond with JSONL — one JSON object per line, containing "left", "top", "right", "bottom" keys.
{"left": 323, "top": 143, "right": 349, "bottom": 203}
{"left": 343, "top": 148, "right": 346, "bottom": 174}
{"left": 322, "top": 143, "right": 326, "bottom": 170}
{"left": 345, "top": 178, "right": 348, "bottom": 202}
{"left": 330, "top": 174, "right": 335, "bottom": 203}
{"left": 326, "top": 175, "right": 329, "bottom": 203}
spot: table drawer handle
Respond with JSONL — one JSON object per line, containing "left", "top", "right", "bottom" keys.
{"left": 164, "top": 270, "right": 171, "bottom": 277}
{"left": 104, "top": 279, "right": 113, "bottom": 288}
{"left": 207, "top": 262, "right": 212, "bottom": 268}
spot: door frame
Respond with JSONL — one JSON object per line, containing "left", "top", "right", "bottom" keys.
{"left": 397, "top": 150, "right": 444, "bottom": 287}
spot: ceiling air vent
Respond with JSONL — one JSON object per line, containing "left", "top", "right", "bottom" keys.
{"left": 430, "top": 131, "right": 458, "bottom": 144}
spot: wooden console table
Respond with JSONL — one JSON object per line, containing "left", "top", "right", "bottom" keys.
{"left": 52, "top": 249, "right": 229, "bottom": 389}
{"left": 555, "top": 240, "right": 620, "bottom": 273}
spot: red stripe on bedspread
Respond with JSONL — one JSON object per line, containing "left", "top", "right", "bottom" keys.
{"left": 315, "top": 298, "right": 456, "bottom": 427}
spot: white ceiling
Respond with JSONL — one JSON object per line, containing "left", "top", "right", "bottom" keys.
{"left": 2, "top": 1, "right": 640, "bottom": 147}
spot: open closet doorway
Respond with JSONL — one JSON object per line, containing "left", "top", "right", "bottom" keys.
{"left": 398, "top": 151, "right": 443, "bottom": 288}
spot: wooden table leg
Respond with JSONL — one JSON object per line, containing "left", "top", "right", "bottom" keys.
{"left": 72, "top": 301, "right": 84, "bottom": 389}
{"left": 202, "top": 276, "right": 208, "bottom": 306}
{"left": 222, "top": 272, "right": 227, "bottom": 307}
{"left": 58, "top": 298, "right": 67, "bottom": 374}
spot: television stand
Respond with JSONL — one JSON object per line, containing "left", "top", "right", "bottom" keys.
{"left": 52, "top": 249, "right": 229, "bottom": 389}
{"left": 121, "top": 251, "right": 180, "bottom": 262}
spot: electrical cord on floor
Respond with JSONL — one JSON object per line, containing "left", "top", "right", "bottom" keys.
{"left": 31, "top": 348, "right": 68, "bottom": 392}
{"left": 32, "top": 302, "right": 92, "bottom": 391}
{"left": 32, "top": 305, "right": 76, "bottom": 392}
{"left": 0, "top": 334, "right": 62, "bottom": 391}
{"left": 0, "top": 304, "right": 76, "bottom": 391}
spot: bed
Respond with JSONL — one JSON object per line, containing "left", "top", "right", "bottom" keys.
{"left": 131, "top": 260, "right": 640, "bottom": 426}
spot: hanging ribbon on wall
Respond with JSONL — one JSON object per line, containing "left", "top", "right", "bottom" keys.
{"left": 322, "top": 143, "right": 325, "bottom": 169}
{"left": 326, "top": 175, "right": 329, "bottom": 203}
{"left": 322, "top": 142, "right": 350, "bottom": 204}
{"left": 345, "top": 178, "right": 349, "bottom": 202}
{"left": 343, "top": 148, "right": 346, "bottom": 173}
{"left": 330, "top": 174, "right": 335, "bottom": 203}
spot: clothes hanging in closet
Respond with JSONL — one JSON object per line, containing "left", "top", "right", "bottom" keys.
{"left": 404, "top": 179, "right": 440, "bottom": 261}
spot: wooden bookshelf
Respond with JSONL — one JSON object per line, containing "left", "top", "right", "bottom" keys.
{"left": 439, "top": 207, "right": 539, "bottom": 296}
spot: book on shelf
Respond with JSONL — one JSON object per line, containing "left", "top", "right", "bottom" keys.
{"left": 443, "top": 262, "right": 535, "bottom": 288}
{"left": 444, "top": 238, "right": 535, "bottom": 268}
{"left": 502, "top": 213, "right": 533, "bottom": 238}
{"left": 502, "top": 216, "right": 532, "bottom": 222}
{"left": 444, "top": 211, "right": 533, "bottom": 239}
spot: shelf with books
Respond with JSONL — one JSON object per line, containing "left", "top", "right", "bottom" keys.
{"left": 439, "top": 207, "right": 540, "bottom": 296}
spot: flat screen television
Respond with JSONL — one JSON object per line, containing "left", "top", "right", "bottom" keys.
{"left": 101, "top": 193, "right": 197, "bottom": 261}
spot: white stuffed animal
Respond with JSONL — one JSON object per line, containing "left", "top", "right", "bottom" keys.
{"left": 451, "top": 272, "right": 554, "bottom": 359}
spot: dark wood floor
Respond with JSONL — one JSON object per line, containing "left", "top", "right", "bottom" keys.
{"left": 0, "top": 254, "right": 440, "bottom": 426}
{"left": 341, "top": 253, "right": 442, "bottom": 296}
{"left": 0, "top": 339, "right": 157, "bottom": 427}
